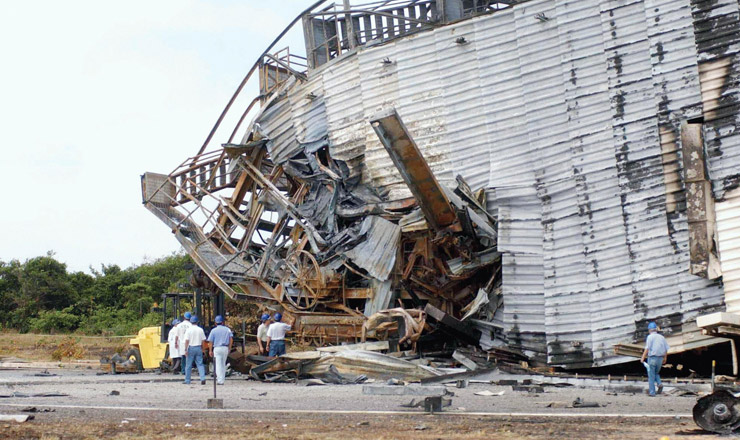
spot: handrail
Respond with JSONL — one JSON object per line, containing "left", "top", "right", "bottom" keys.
{"left": 195, "top": 0, "right": 329, "bottom": 157}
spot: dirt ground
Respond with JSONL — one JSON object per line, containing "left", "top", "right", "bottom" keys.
{"left": 0, "top": 409, "right": 716, "bottom": 440}
{"left": 0, "top": 332, "right": 127, "bottom": 362}
{"left": 0, "top": 367, "right": 722, "bottom": 439}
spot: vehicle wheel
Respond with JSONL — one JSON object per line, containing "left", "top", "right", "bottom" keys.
{"left": 125, "top": 348, "right": 144, "bottom": 371}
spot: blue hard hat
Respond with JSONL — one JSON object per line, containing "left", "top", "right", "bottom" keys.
{"left": 184, "top": 312, "right": 192, "bottom": 320}
{"left": 273, "top": 312, "right": 282, "bottom": 322}
{"left": 648, "top": 322, "right": 658, "bottom": 330}
{"left": 190, "top": 315, "right": 198, "bottom": 324}
{"left": 171, "top": 318, "right": 179, "bottom": 326}
{"left": 260, "top": 313, "right": 270, "bottom": 322}
{"left": 215, "top": 315, "right": 224, "bottom": 324}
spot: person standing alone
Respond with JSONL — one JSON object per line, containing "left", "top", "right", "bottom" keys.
{"left": 183, "top": 315, "right": 207, "bottom": 385}
{"left": 207, "top": 315, "right": 233, "bottom": 385}
{"left": 640, "top": 322, "right": 670, "bottom": 397}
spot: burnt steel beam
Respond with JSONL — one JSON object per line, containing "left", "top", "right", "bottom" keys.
{"left": 424, "top": 303, "right": 481, "bottom": 346}
{"left": 370, "top": 108, "right": 458, "bottom": 232}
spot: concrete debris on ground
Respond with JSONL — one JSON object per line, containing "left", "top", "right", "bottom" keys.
{"left": 0, "top": 393, "right": 69, "bottom": 399}
{"left": 0, "top": 415, "right": 33, "bottom": 423}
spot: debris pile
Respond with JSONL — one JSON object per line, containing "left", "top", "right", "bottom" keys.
{"left": 144, "top": 106, "right": 502, "bottom": 349}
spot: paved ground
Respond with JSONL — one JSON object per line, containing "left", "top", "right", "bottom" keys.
{"left": 0, "top": 368, "right": 719, "bottom": 439}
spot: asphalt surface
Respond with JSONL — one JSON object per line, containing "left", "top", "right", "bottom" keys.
{"left": 0, "top": 368, "right": 699, "bottom": 416}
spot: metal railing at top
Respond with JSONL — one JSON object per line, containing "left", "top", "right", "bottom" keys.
{"left": 303, "top": 0, "right": 438, "bottom": 69}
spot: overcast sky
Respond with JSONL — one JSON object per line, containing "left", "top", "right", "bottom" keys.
{"left": 0, "top": 1, "right": 307, "bottom": 272}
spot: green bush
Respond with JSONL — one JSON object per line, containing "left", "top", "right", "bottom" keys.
{"left": 29, "top": 307, "right": 80, "bottom": 334}
{"left": 78, "top": 308, "right": 161, "bottom": 336}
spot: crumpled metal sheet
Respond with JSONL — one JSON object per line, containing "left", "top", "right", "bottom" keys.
{"left": 461, "top": 289, "right": 490, "bottom": 321}
{"left": 343, "top": 216, "right": 400, "bottom": 281}
{"left": 364, "top": 279, "right": 393, "bottom": 317}
{"left": 302, "top": 350, "right": 440, "bottom": 381}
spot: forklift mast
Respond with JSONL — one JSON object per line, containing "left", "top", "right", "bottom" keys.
{"left": 160, "top": 289, "right": 225, "bottom": 343}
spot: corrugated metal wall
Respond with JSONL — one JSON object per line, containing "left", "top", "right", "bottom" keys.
{"left": 717, "top": 187, "right": 740, "bottom": 313}
{"left": 248, "top": 0, "right": 740, "bottom": 367}
{"left": 496, "top": 185, "right": 546, "bottom": 363}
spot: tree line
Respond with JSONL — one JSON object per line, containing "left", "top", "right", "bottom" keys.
{"left": 0, "top": 252, "right": 192, "bottom": 335}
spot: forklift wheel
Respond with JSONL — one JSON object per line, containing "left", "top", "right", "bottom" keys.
{"left": 125, "top": 348, "right": 144, "bottom": 371}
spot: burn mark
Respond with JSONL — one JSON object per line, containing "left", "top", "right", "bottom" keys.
{"left": 634, "top": 312, "right": 683, "bottom": 341}
{"left": 657, "top": 85, "right": 670, "bottom": 117}
{"left": 666, "top": 211, "right": 682, "bottom": 254}
{"left": 548, "top": 339, "right": 595, "bottom": 367}
{"left": 613, "top": 52, "right": 623, "bottom": 76}
{"left": 655, "top": 42, "right": 665, "bottom": 62}
{"left": 613, "top": 90, "right": 626, "bottom": 118}
{"left": 691, "top": 0, "right": 739, "bottom": 58}
{"left": 691, "top": 0, "right": 740, "bottom": 198}
{"left": 721, "top": 175, "right": 740, "bottom": 195}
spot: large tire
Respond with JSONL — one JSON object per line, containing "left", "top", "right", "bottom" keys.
{"left": 125, "top": 348, "right": 144, "bottom": 371}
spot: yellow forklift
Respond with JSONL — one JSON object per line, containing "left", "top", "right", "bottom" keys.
{"left": 101, "top": 289, "right": 225, "bottom": 373}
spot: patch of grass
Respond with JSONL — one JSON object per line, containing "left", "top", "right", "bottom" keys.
{"left": 0, "top": 331, "right": 130, "bottom": 362}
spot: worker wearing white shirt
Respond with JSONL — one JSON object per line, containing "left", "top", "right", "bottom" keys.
{"left": 256, "top": 313, "right": 271, "bottom": 355}
{"left": 175, "top": 312, "right": 192, "bottom": 374}
{"left": 207, "top": 315, "right": 233, "bottom": 385}
{"left": 183, "top": 315, "right": 207, "bottom": 385}
{"left": 266, "top": 312, "right": 291, "bottom": 357}
{"left": 167, "top": 318, "right": 181, "bottom": 374}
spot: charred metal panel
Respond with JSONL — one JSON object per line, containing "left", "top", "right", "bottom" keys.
{"left": 691, "top": 0, "right": 740, "bottom": 199}
{"left": 682, "top": 122, "right": 721, "bottom": 279}
{"left": 288, "top": 74, "right": 329, "bottom": 149}
{"left": 370, "top": 109, "right": 459, "bottom": 231}
{"left": 343, "top": 216, "right": 401, "bottom": 281}
{"left": 645, "top": 0, "right": 704, "bottom": 121}
{"left": 599, "top": 0, "right": 677, "bottom": 345}
{"left": 251, "top": 83, "right": 300, "bottom": 164}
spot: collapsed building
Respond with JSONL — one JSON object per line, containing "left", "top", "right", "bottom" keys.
{"left": 141, "top": 0, "right": 740, "bottom": 369}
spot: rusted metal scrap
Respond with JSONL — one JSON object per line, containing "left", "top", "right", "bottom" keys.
{"left": 362, "top": 308, "right": 427, "bottom": 345}
{"left": 247, "top": 350, "right": 439, "bottom": 383}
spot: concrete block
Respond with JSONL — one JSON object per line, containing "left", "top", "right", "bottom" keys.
{"left": 362, "top": 385, "right": 447, "bottom": 396}
{"left": 207, "top": 398, "right": 223, "bottom": 409}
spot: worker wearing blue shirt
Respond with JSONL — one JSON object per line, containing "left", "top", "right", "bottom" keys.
{"left": 640, "top": 322, "right": 670, "bottom": 397}
{"left": 207, "top": 315, "right": 233, "bottom": 385}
